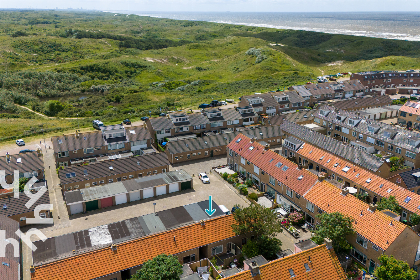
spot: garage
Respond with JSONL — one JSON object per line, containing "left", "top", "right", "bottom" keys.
{"left": 169, "top": 183, "right": 179, "bottom": 193}
{"left": 143, "top": 187, "right": 154, "bottom": 199}
{"left": 100, "top": 197, "right": 113, "bottom": 208}
{"left": 129, "top": 191, "right": 141, "bottom": 202}
{"left": 115, "top": 193, "right": 128, "bottom": 205}
{"left": 85, "top": 200, "right": 99, "bottom": 212}
{"left": 156, "top": 185, "right": 167, "bottom": 196}
{"left": 69, "top": 203, "right": 83, "bottom": 215}
{"left": 181, "top": 181, "right": 191, "bottom": 191}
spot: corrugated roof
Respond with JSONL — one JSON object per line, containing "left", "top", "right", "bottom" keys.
{"left": 298, "top": 143, "right": 420, "bottom": 217}
{"left": 31, "top": 211, "right": 233, "bottom": 280}
{"left": 225, "top": 245, "right": 346, "bottom": 280}
{"left": 80, "top": 182, "right": 127, "bottom": 201}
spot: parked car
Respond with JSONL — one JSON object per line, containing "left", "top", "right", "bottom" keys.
{"left": 140, "top": 116, "right": 149, "bottom": 121}
{"left": 219, "top": 101, "right": 227, "bottom": 106}
{"left": 211, "top": 100, "right": 219, "bottom": 107}
{"left": 92, "top": 120, "right": 104, "bottom": 130}
{"left": 159, "top": 113, "right": 167, "bottom": 117}
{"left": 19, "top": 149, "right": 35, "bottom": 154}
{"left": 199, "top": 173, "right": 210, "bottom": 184}
{"left": 198, "top": 103, "right": 210, "bottom": 109}
{"left": 123, "top": 119, "right": 131, "bottom": 125}
{"left": 16, "top": 139, "right": 25, "bottom": 146}
{"left": 226, "top": 99, "right": 234, "bottom": 103}
{"left": 410, "top": 93, "right": 420, "bottom": 98}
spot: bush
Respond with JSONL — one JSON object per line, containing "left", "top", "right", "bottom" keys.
{"left": 288, "top": 212, "right": 304, "bottom": 225}
{"left": 245, "top": 179, "right": 253, "bottom": 188}
{"left": 222, "top": 172, "right": 229, "bottom": 180}
{"left": 248, "top": 193, "right": 258, "bottom": 201}
{"left": 240, "top": 186, "right": 248, "bottom": 195}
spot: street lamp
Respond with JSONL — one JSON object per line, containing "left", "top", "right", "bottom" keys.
{"left": 153, "top": 203, "right": 157, "bottom": 216}
{"left": 77, "top": 113, "right": 79, "bottom": 130}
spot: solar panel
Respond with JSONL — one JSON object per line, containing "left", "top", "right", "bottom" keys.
{"left": 269, "top": 158, "right": 274, "bottom": 163}
{"left": 236, "top": 138, "right": 241, "bottom": 143}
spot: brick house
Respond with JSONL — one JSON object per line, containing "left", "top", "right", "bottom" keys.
{"left": 0, "top": 151, "right": 44, "bottom": 184}
{"left": 398, "top": 101, "right": 420, "bottom": 130}
{"left": 351, "top": 71, "right": 420, "bottom": 89}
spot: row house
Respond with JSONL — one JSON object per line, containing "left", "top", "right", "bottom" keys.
{"left": 226, "top": 134, "right": 420, "bottom": 272}
{"left": 0, "top": 215, "right": 20, "bottom": 279}
{"left": 238, "top": 93, "right": 279, "bottom": 116}
{"left": 388, "top": 168, "right": 420, "bottom": 195}
{"left": 272, "top": 90, "right": 308, "bottom": 112}
{"left": 0, "top": 151, "right": 44, "bottom": 184}
{"left": 52, "top": 125, "right": 152, "bottom": 167}
{"left": 30, "top": 211, "right": 250, "bottom": 280}
{"left": 315, "top": 105, "right": 420, "bottom": 168}
{"left": 147, "top": 109, "right": 257, "bottom": 145}
{"left": 352, "top": 71, "right": 420, "bottom": 89}
{"left": 58, "top": 152, "right": 170, "bottom": 192}
{"left": 331, "top": 95, "right": 392, "bottom": 112}
{"left": 263, "top": 109, "right": 315, "bottom": 126}
{"left": 295, "top": 142, "right": 420, "bottom": 222}
{"left": 398, "top": 101, "right": 420, "bottom": 129}
{"left": 279, "top": 120, "right": 392, "bottom": 178}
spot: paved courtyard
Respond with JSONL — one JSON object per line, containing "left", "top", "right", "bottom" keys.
{"left": 21, "top": 154, "right": 249, "bottom": 280}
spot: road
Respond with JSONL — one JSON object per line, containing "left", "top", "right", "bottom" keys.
{"left": 15, "top": 104, "right": 85, "bottom": 120}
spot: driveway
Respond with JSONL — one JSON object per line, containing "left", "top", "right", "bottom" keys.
{"left": 0, "top": 139, "right": 51, "bottom": 156}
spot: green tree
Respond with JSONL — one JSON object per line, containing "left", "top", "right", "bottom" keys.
{"left": 45, "top": 100, "right": 65, "bottom": 116}
{"left": 312, "top": 212, "right": 354, "bottom": 252}
{"left": 374, "top": 255, "right": 417, "bottom": 280}
{"left": 243, "top": 235, "right": 282, "bottom": 261}
{"left": 19, "top": 177, "right": 30, "bottom": 192}
{"left": 409, "top": 213, "right": 420, "bottom": 225}
{"left": 377, "top": 196, "right": 401, "bottom": 214}
{"left": 130, "top": 254, "right": 182, "bottom": 280}
{"left": 231, "top": 204, "right": 282, "bottom": 238}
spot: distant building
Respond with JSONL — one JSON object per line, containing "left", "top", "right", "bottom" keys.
{"left": 351, "top": 71, "right": 420, "bottom": 91}
{"left": 330, "top": 95, "right": 392, "bottom": 111}
{"left": 0, "top": 151, "right": 44, "bottom": 184}
{"left": 398, "top": 101, "right": 420, "bottom": 129}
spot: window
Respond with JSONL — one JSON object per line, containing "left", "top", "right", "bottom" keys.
{"left": 92, "top": 182, "right": 97, "bottom": 186}
{"left": 122, "top": 176, "right": 127, "bottom": 180}
{"left": 108, "top": 179, "right": 113, "bottom": 183}
{"left": 84, "top": 148, "right": 94, "bottom": 154}
{"left": 356, "top": 235, "right": 368, "bottom": 249}
{"left": 306, "top": 201, "right": 314, "bottom": 212}
{"left": 187, "top": 154, "right": 191, "bottom": 159}
{"left": 359, "top": 134, "right": 363, "bottom": 140}
{"left": 396, "top": 147, "right": 402, "bottom": 154}
{"left": 351, "top": 248, "right": 367, "bottom": 265}
{"left": 99, "top": 180, "right": 105, "bottom": 184}
{"left": 286, "top": 188, "right": 293, "bottom": 198}
{"left": 372, "top": 244, "right": 379, "bottom": 251}
{"left": 129, "top": 175, "right": 134, "bottom": 178}
{"left": 73, "top": 150, "right": 78, "bottom": 154}
{"left": 388, "top": 144, "right": 393, "bottom": 151}
{"left": 376, "top": 140, "right": 384, "bottom": 148}
{"left": 352, "top": 131, "right": 356, "bottom": 137}
{"left": 154, "top": 170, "right": 158, "bottom": 174}
{"left": 242, "top": 238, "right": 247, "bottom": 245}
{"left": 406, "top": 151, "right": 416, "bottom": 159}
{"left": 74, "top": 185, "right": 79, "bottom": 189}
{"left": 198, "top": 152, "right": 201, "bottom": 155}
{"left": 147, "top": 171, "right": 151, "bottom": 175}
{"left": 85, "top": 183, "right": 90, "bottom": 187}
{"left": 211, "top": 245, "right": 223, "bottom": 256}
{"left": 205, "top": 151, "right": 209, "bottom": 156}
{"left": 269, "top": 176, "right": 275, "bottom": 186}
{"left": 400, "top": 112, "right": 407, "bottom": 117}
{"left": 254, "top": 166, "right": 260, "bottom": 175}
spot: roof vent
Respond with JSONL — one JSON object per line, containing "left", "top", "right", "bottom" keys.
{"left": 17, "top": 158, "right": 21, "bottom": 163}
{"left": 111, "top": 244, "right": 117, "bottom": 251}
{"left": 109, "top": 166, "right": 114, "bottom": 170}
{"left": 298, "top": 175, "right": 303, "bottom": 180}
{"left": 3, "top": 204, "right": 7, "bottom": 210}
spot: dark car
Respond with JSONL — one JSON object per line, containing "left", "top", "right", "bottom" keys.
{"left": 19, "top": 149, "right": 35, "bottom": 154}
{"left": 140, "top": 116, "right": 149, "bottom": 121}
{"left": 198, "top": 104, "right": 210, "bottom": 109}
{"left": 159, "top": 113, "right": 167, "bottom": 117}
{"left": 123, "top": 119, "right": 131, "bottom": 125}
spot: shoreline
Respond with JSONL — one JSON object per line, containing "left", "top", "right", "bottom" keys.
{"left": 107, "top": 11, "right": 420, "bottom": 42}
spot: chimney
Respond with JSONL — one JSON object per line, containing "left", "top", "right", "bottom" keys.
{"left": 30, "top": 266, "right": 35, "bottom": 273}
{"left": 111, "top": 244, "right": 117, "bottom": 251}
{"left": 264, "top": 144, "right": 270, "bottom": 151}
{"left": 341, "top": 188, "right": 349, "bottom": 196}
{"left": 324, "top": 238, "right": 333, "bottom": 250}
{"left": 76, "top": 130, "right": 79, "bottom": 138}
{"left": 6, "top": 152, "right": 10, "bottom": 163}
{"left": 251, "top": 137, "right": 256, "bottom": 143}
{"left": 249, "top": 261, "right": 261, "bottom": 277}
{"left": 318, "top": 172, "right": 326, "bottom": 181}
{"left": 368, "top": 204, "right": 377, "bottom": 213}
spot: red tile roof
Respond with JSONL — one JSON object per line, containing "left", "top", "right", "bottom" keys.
{"left": 305, "top": 181, "right": 407, "bottom": 251}
{"left": 297, "top": 143, "right": 420, "bottom": 216}
{"left": 400, "top": 101, "right": 420, "bottom": 115}
{"left": 227, "top": 134, "right": 318, "bottom": 196}
{"left": 31, "top": 215, "right": 237, "bottom": 280}
{"left": 225, "top": 245, "right": 346, "bottom": 280}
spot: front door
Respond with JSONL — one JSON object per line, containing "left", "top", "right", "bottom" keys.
{"left": 368, "top": 260, "right": 375, "bottom": 274}
{"left": 210, "top": 150, "right": 214, "bottom": 157}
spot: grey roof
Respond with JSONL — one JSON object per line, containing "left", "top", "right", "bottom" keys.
{"left": 398, "top": 168, "right": 420, "bottom": 190}
{"left": 188, "top": 113, "right": 210, "bottom": 126}
{"left": 101, "top": 124, "right": 124, "bottom": 131}
{"left": 149, "top": 117, "right": 175, "bottom": 131}
{"left": 125, "top": 126, "right": 152, "bottom": 142}
{"left": 32, "top": 200, "right": 224, "bottom": 266}
{"left": 305, "top": 83, "right": 335, "bottom": 96}
{"left": 0, "top": 190, "right": 50, "bottom": 217}
{"left": 221, "top": 108, "right": 242, "bottom": 121}
{"left": 266, "top": 110, "right": 316, "bottom": 126}
{"left": 58, "top": 153, "right": 169, "bottom": 185}
{"left": 181, "top": 274, "right": 201, "bottom": 280}
{"left": 285, "top": 136, "right": 304, "bottom": 147}
{"left": 286, "top": 90, "right": 306, "bottom": 103}
{"left": 317, "top": 105, "right": 420, "bottom": 153}
{"left": 280, "top": 120, "right": 384, "bottom": 172}
{"left": 332, "top": 95, "right": 391, "bottom": 111}
{"left": 242, "top": 93, "right": 279, "bottom": 108}
{"left": 243, "top": 255, "right": 268, "bottom": 267}
{"left": 52, "top": 131, "right": 105, "bottom": 153}
{"left": 295, "top": 239, "right": 318, "bottom": 251}
{"left": 0, "top": 151, "right": 44, "bottom": 175}
{"left": 341, "top": 80, "right": 365, "bottom": 91}
{"left": 221, "top": 268, "right": 240, "bottom": 277}
{"left": 166, "top": 126, "right": 283, "bottom": 155}
{"left": 63, "top": 170, "right": 191, "bottom": 203}
{"left": 292, "top": 85, "right": 312, "bottom": 97}
{"left": 0, "top": 215, "right": 20, "bottom": 280}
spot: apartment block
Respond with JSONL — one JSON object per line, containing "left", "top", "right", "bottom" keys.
{"left": 52, "top": 125, "right": 152, "bottom": 167}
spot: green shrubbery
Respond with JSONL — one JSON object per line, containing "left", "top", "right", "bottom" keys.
{"left": 248, "top": 193, "right": 258, "bottom": 201}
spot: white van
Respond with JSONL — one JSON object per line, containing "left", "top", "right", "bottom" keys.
{"left": 218, "top": 205, "right": 230, "bottom": 215}
{"left": 92, "top": 120, "right": 104, "bottom": 130}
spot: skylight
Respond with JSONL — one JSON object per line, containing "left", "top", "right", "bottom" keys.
{"left": 249, "top": 146, "right": 254, "bottom": 151}
{"left": 58, "top": 140, "right": 62, "bottom": 144}
{"left": 236, "top": 138, "right": 242, "bottom": 143}
{"left": 304, "top": 263, "right": 311, "bottom": 272}
{"left": 379, "top": 184, "right": 384, "bottom": 188}
{"left": 342, "top": 166, "right": 350, "bottom": 173}
{"left": 405, "top": 197, "right": 412, "bottom": 203}
{"left": 71, "top": 172, "right": 76, "bottom": 177}
{"left": 275, "top": 162, "right": 283, "bottom": 168}
{"left": 366, "top": 178, "right": 372, "bottom": 183}
{"left": 298, "top": 175, "right": 303, "bottom": 180}
{"left": 387, "top": 189, "right": 392, "bottom": 193}
{"left": 356, "top": 173, "right": 360, "bottom": 177}
{"left": 16, "top": 158, "right": 21, "bottom": 163}
{"left": 282, "top": 166, "right": 289, "bottom": 171}
{"left": 289, "top": 268, "right": 295, "bottom": 278}
{"left": 319, "top": 156, "right": 324, "bottom": 160}
{"left": 83, "top": 137, "right": 87, "bottom": 140}
{"left": 333, "top": 163, "right": 339, "bottom": 167}
{"left": 309, "top": 150, "right": 312, "bottom": 154}
{"left": 269, "top": 158, "right": 274, "bottom": 163}
{"left": 327, "top": 159, "right": 331, "bottom": 163}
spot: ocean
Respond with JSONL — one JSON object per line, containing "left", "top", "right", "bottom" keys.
{"left": 127, "top": 12, "right": 420, "bottom": 41}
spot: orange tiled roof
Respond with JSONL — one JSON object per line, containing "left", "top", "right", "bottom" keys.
{"left": 31, "top": 215, "right": 237, "bottom": 280}
{"left": 400, "top": 101, "right": 420, "bottom": 115}
{"left": 297, "top": 143, "right": 420, "bottom": 216}
{"left": 305, "top": 181, "right": 407, "bottom": 250}
{"left": 225, "top": 244, "right": 346, "bottom": 280}
{"left": 227, "top": 134, "right": 318, "bottom": 196}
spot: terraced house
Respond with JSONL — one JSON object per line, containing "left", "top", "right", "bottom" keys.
{"left": 226, "top": 134, "right": 420, "bottom": 272}
{"left": 238, "top": 93, "right": 279, "bottom": 116}
{"left": 280, "top": 120, "right": 392, "bottom": 178}
{"left": 58, "top": 152, "right": 170, "bottom": 191}
{"left": 352, "top": 70, "right": 420, "bottom": 90}
{"left": 0, "top": 151, "right": 44, "bottom": 184}
{"left": 330, "top": 95, "right": 392, "bottom": 112}
{"left": 398, "top": 100, "right": 420, "bottom": 129}
{"left": 314, "top": 105, "right": 420, "bottom": 168}
{"left": 52, "top": 125, "right": 152, "bottom": 167}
